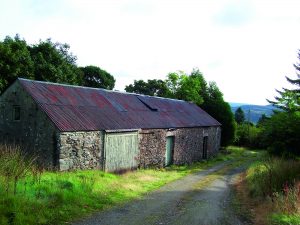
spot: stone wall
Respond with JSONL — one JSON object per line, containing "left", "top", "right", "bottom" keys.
{"left": 58, "top": 131, "right": 103, "bottom": 171}
{"left": 138, "top": 129, "right": 167, "bottom": 168}
{"left": 207, "top": 126, "right": 221, "bottom": 157}
{"left": 138, "top": 126, "right": 221, "bottom": 168}
{"left": 0, "top": 81, "right": 221, "bottom": 171}
{"left": 0, "top": 81, "right": 58, "bottom": 168}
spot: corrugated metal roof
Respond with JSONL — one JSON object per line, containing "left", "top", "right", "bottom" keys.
{"left": 18, "top": 78, "right": 221, "bottom": 132}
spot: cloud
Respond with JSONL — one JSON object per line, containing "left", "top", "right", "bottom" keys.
{"left": 214, "top": 0, "right": 255, "bottom": 26}
{"left": 120, "top": 0, "right": 156, "bottom": 16}
{"left": 1, "top": 0, "right": 300, "bottom": 105}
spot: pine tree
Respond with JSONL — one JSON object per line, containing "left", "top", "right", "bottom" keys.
{"left": 268, "top": 50, "right": 300, "bottom": 112}
{"left": 234, "top": 107, "right": 245, "bottom": 124}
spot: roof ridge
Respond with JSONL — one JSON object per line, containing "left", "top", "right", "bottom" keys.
{"left": 18, "top": 78, "right": 187, "bottom": 103}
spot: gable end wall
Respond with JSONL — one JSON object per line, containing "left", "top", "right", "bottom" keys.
{"left": 0, "top": 81, "right": 58, "bottom": 168}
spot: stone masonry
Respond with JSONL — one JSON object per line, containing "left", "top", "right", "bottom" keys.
{"left": 0, "top": 80, "right": 221, "bottom": 171}
{"left": 58, "top": 131, "right": 104, "bottom": 171}
{"left": 138, "top": 127, "right": 221, "bottom": 168}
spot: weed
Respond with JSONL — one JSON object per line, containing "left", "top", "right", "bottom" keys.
{"left": 237, "top": 155, "right": 300, "bottom": 225}
{"left": 274, "top": 182, "right": 300, "bottom": 214}
{"left": 247, "top": 158, "right": 300, "bottom": 199}
{"left": 0, "top": 144, "right": 36, "bottom": 195}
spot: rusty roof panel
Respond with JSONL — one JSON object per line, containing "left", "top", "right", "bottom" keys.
{"left": 19, "top": 78, "right": 221, "bottom": 132}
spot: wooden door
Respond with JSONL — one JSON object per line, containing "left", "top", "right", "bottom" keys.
{"left": 165, "top": 136, "right": 174, "bottom": 166}
{"left": 104, "top": 132, "right": 138, "bottom": 172}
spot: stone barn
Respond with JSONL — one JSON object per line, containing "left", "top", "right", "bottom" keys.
{"left": 0, "top": 78, "right": 221, "bottom": 171}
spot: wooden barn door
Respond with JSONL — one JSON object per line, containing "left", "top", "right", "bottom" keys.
{"left": 165, "top": 136, "right": 174, "bottom": 166}
{"left": 104, "top": 132, "right": 138, "bottom": 172}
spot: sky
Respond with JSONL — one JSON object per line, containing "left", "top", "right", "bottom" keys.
{"left": 0, "top": 0, "right": 300, "bottom": 105}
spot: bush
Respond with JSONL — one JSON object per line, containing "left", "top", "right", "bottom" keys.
{"left": 234, "top": 123, "right": 264, "bottom": 149}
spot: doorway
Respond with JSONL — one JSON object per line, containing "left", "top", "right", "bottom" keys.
{"left": 203, "top": 136, "right": 208, "bottom": 159}
{"left": 165, "top": 136, "right": 174, "bottom": 166}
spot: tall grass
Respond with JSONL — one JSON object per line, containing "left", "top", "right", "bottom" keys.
{"left": 247, "top": 158, "right": 300, "bottom": 198}
{"left": 0, "top": 145, "right": 257, "bottom": 225}
{"left": 0, "top": 144, "right": 35, "bottom": 195}
{"left": 245, "top": 157, "right": 300, "bottom": 224}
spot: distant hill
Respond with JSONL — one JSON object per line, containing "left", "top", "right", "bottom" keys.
{"left": 230, "top": 103, "right": 276, "bottom": 124}
{"left": 229, "top": 103, "right": 247, "bottom": 108}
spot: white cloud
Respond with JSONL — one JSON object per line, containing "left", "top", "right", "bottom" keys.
{"left": 0, "top": 0, "right": 299, "bottom": 105}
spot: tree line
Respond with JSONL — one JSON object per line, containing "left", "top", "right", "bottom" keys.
{"left": 0, "top": 35, "right": 235, "bottom": 147}
{"left": 125, "top": 70, "right": 235, "bottom": 147}
{"left": 1, "top": 34, "right": 298, "bottom": 155}
{"left": 234, "top": 50, "right": 300, "bottom": 156}
{"left": 0, "top": 35, "right": 115, "bottom": 93}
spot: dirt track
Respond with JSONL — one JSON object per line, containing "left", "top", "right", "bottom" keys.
{"left": 72, "top": 162, "right": 248, "bottom": 225}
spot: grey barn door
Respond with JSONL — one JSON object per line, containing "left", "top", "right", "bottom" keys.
{"left": 104, "top": 132, "right": 139, "bottom": 172}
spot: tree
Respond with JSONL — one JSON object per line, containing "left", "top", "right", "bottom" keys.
{"left": 234, "top": 107, "right": 245, "bottom": 124}
{"left": 125, "top": 68, "right": 235, "bottom": 146}
{"left": 261, "top": 112, "right": 300, "bottom": 155}
{"left": 125, "top": 79, "right": 170, "bottom": 96}
{"left": 29, "top": 39, "right": 82, "bottom": 85}
{"left": 80, "top": 65, "right": 115, "bottom": 90}
{"left": 201, "top": 82, "right": 235, "bottom": 146}
{"left": 262, "top": 50, "right": 300, "bottom": 156}
{"left": 268, "top": 50, "right": 300, "bottom": 112}
{"left": 0, "top": 35, "right": 117, "bottom": 93}
{"left": 234, "top": 122, "right": 262, "bottom": 148}
{"left": 165, "top": 69, "right": 205, "bottom": 105}
{"left": 0, "top": 35, "right": 34, "bottom": 93}
{"left": 257, "top": 114, "right": 269, "bottom": 127}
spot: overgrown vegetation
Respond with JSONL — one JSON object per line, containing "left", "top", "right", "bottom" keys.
{"left": 235, "top": 155, "right": 300, "bottom": 225}
{"left": 0, "top": 145, "right": 249, "bottom": 225}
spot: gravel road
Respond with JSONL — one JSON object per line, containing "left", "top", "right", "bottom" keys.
{"left": 72, "top": 162, "right": 247, "bottom": 225}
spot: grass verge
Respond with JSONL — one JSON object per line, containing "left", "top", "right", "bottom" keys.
{"left": 233, "top": 154, "right": 300, "bottom": 225}
{"left": 0, "top": 145, "right": 257, "bottom": 225}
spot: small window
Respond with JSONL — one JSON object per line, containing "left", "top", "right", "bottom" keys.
{"left": 13, "top": 106, "right": 21, "bottom": 121}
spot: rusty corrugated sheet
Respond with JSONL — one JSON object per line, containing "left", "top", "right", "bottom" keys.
{"left": 19, "top": 78, "right": 221, "bottom": 132}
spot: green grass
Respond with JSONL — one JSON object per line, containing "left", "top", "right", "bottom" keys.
{"left": 239, "top": 153, "right": 300, "bottom": 225}
{"left": 0, "top": 146, "right": 258, "bottom": 225}
{"left": 246, "top": 158, "right": 300, "bottom": 198}
{"left": 270, "top": 213, "right": 300, "bottom": 225}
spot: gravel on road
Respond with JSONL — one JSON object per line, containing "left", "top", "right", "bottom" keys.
{"left": 72, "top": 162, "right": 248, "bottom": 225}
